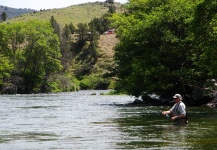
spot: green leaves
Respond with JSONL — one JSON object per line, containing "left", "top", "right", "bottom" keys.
{"left": 111, "top": 0, "right": 213, "bottom": 98}
{"left": 193, "top": 0, "right": 217, "bottom": 79}
{"left": 0, "top": 54, "right": 13, "bottom": 84}
{"left": 0, "top": 20, "right": 63, "bottom": 93}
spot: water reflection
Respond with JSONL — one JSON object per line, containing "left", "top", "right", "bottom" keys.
{"left": 112, "top": 107, "right": 167, "bottom": 149}
{"left": 161, "top": 125, "right": 189, "bottom": 148}
{"left": 0, "top": 92, "right": 217, "bottom": 149}
{"left": 112, "top": 106, "right": 217, "bottom": 149}
{"left": 0, "top": 131, "right": 58, "bottom": 143}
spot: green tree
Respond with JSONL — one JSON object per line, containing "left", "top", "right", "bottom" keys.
{"left": 4, "top": 22, "right": 25, "bottom": 74}
{"left": 111, "top": 0, "right": 202, "bottom": 98}
{"left": 108, "top": 5, "right": 116, "bottom": 14}
{"left": 101, "top": 13, "right": 112, "bottom": 32}
{"left": 50, "top": 16, "right": 61, "bottom": 37}
{"left": 62, "top": 24, "right": 71, "bottom": 40}
{"left": 20, "top": 20, "right": 62, "bottom": 93}
{"left": 0, "top": 20, "right": 66, "bottom": 93}
{"left": 69, "top": 22, "right": 76, "bottom": 34}
{"left": 0, "top": 54, "right": 13, "bottom": 85}
{"left": 91, "top": 18, "right": 104, "bottom": 34}
{"left": 88, "top": 21, "right": 99, "bottom": 62}
{"left": 1, "top": 11, "right": 7, "bottom": 21}
{"left": 77, "top": 23, "right": 88, "bottom": 42}
{"left": 192, "top": 0, "right": 217, "bottom": 90}
{"left": 60, "top": 24, "right": 73, "bottom": 72}
{"left": 0, "top": 24, "right": 9, "bottom": 55}
{"left": 106, "top": 0, "right": 114, "bottom": 4}
{"left": 0, "top": 25, "right": 14, "bottom": 91}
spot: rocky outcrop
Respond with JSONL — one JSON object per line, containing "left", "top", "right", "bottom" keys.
{"left": 204, "top": 91, "right": 217, "bottom": 108}
{"left": 128, "top": 91, "right": 217, "bottom": 107}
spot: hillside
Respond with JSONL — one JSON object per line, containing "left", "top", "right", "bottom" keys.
{"left": 99, "top": 34, "right": 118, "bottom": 58}
{"left": 0, "top": 5, "right": 34, "bottom": 20}
{"left": 4, "top": 1, "right": 121, "bottom": 70}
{"left": 0, "top": 2, "right": 122, "bottom": 93}
{"left": 4, "top": 2, "right": 123, "bottom": 27}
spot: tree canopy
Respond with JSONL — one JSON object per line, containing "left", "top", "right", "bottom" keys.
{"left": 0, "top": 20, "right": 62, "bottom": 93}
{"left": 0, "top": 8, "right": 115, "bottom": 94}
{"left": 111, "top": 0, "right": 217, "bottom": 99}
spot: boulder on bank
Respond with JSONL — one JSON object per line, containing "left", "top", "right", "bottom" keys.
{"left": 129, "top": 91, "right": 217, "bottom": 107}
{"left": 129, "top": 97, "right": 169, "bottom": 106}
{"left": 204, "top": 91, "right": 217, "bottom": 108}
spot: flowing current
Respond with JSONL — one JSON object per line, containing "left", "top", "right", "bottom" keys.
{"left": 0, "top": 90, "right": 217, "bottom": 150}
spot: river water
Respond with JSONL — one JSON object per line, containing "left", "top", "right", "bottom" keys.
{"left": 0, "top": 90, "right": 217, "bottom": 150}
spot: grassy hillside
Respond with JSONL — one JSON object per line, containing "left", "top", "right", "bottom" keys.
{"left": 0, "top": 5, "right": 34, "bottom": 20}
{"left": 1, "top": 2, "right": 122, "bottom": 92}
{"left": 4, "top": 1, "right": 122, "bottom": 74}
{"left": 4, "top": 2, "right": 123, "bottom": 27}
{"left": 99, "top": 34, "right": 118, "bottom": 57}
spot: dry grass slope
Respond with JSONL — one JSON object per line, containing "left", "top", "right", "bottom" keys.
{"left": 5, "top": 2, "right": 122, "bottom": 27}
{"left": 3, "top": 2, "right": 122, "bottom": 71}
{"left": 98, "top": 34, "right": 119, "bottom": 58}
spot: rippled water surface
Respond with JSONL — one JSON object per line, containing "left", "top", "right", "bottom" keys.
{"left": 0, "top": 90, "right": 217, "bottom": 150}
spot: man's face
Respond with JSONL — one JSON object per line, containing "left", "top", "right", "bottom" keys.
{"left": 174, "top": 98, "right": 180, "bottom": 103}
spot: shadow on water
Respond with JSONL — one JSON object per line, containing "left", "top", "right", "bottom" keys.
{"left": 108, "top": 106, "right": 217, "bottom": 150}
{"left": 0, "top": 131, "right": 58, "bottom": 143}
{"left": 16, "top": 106, "right": 60, "bottom": 109}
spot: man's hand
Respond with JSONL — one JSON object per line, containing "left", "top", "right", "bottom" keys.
{"left": 171, "top": 116, "right": 178, "bottom": 120}
{"left": 162, "top": 111, "right": 170, "bottom": 115}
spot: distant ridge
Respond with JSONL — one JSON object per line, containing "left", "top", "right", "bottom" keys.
{"left": 0, "top": 5, "right": 34, "bottom": 20}
{"left": 2, "top": 2, "right": 123, "bottom": 26}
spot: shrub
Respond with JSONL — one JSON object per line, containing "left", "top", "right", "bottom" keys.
{"left": 79, "top": 75, "right": 110, "bottom": 90}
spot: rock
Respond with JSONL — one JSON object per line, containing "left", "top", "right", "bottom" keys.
{"left": 125, "top": 91, "right": 217, "bottom": 107}
{"left": 204, "top": 91, "right": 217, "bottom": 108}
{"left": 3, "top": 84, "right": 17, "bottom": 94}
{"left": 132, "top": 99, "right": 145, "bottom": 105}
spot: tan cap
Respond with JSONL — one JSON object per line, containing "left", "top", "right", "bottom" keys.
{"left": 173, "top": 94, "right": 182, "bottom": 100}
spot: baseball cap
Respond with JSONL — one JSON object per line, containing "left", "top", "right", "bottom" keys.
{"left": 173, "top": 94, "right": 182, "bottom": 99}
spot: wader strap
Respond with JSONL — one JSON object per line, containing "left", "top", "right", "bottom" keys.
{"left": 174, "top": 102, "right": 188, "bottom": 124}
{"left": 174, "top": 102, "right": 181, "bottom": 114}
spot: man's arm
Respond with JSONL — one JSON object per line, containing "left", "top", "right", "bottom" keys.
{"left": 171, "top": 114, "right": 185, "bottom": 120}
{"left": 162, "top": 110, "right": 171, "bottom": 115}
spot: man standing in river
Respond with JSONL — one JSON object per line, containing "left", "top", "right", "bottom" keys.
{"left": 162, "top": 94, "right": 188, "bottom": 125}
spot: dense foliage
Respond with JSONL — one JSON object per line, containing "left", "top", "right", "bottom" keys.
{"left": 0, "top": 20, "right": 62, "bottom": 93}
{"left": 0, "top": 1, "right": 116, "bottom": 94}
{"left": 111, "top": 0, "right": 217, "bottom": 99}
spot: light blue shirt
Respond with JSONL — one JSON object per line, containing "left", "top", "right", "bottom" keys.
{"left": 170, "top": 101, "right": 186, "bottom": 116}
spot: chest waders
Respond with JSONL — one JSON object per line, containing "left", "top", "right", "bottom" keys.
{"left": 174, "top": 102, "right": 188, "bottom": 125}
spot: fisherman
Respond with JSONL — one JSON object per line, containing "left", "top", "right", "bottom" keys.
{"left": 162, "top": 94, "right": 188, "bottom": 125}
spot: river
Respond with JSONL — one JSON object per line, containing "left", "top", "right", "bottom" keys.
{"left": 0, "top": 90, "right": 217, "bottom": 150}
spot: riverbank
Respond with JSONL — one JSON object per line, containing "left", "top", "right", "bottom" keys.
{"left": 128, "top": 91, "right": 217, "bottom": 108}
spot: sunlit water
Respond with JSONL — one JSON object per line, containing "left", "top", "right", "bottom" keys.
{"left": 0, "top": 90, "right": 217, "bottom": 150}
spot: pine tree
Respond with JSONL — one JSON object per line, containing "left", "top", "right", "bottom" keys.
{"left": 1, "top": 11, "right": 7, "bottom": 21}
{"left": 106, "top": 0, "right": 114, "bottom": 4}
